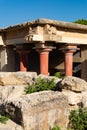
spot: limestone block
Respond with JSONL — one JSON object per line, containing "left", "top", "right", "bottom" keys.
{"left": 0, "top": 85, "right": 26, "bottom": 106}
{"left": 62, "top": 90, "right": 82, "bottom": 107}
{"left": 0, "top": 72, "right": 24, "bottom": 85}
{"left": 0, "top": 72, "right": 37, "bottom": 85}
{"left": 38, "top": 74, "right": 62, "bottom": 83}
{"left": 0, "top": 76, "right": 23, "bottom": 86}
{"left": 5, "top": 91, "right": 69, "bottom": 130}
{"left": 43, "top": 34, "right": 62, "bottom": 42}
{"left": 61, "top": 76, "right": 87, "bottom": 92}
{"left": 82, "top": 91, "right": 87, "bottom": 108}
{"left": 13, "top": 72, "right": 37, "bottom": 85}
{"left": 0, "top": 119, "right": 23, "bottom": 130}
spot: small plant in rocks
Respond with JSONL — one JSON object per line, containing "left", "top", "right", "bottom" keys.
{"left": 0, "top": 115, "right": 9, "bottom": 124}
{"left": 68, "top": 107, "right": 87, "bottom": 130}
{"left": 0, "top": 107, "right": 10, "bottom": 124}
{"left": 24, "top": 77, "right": 56, "bottom": 94}
{"left": 51, "top": 125, "right": 61, "bottom": 130}
{"left": 54, "top": 72, "right": 64, "bottom": 79}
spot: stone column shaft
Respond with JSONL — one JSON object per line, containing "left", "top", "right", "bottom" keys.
{"left": 39, "top": 51, "right": 49, "bottom": 75}
{"left": 36, "top": 48, "right": 52, "bottom": 75}
{"left": 65, "top": 51, "right": 73, "bottom": 76}
{"left": 63, "top": 45, "right": 79, "bottom": 76}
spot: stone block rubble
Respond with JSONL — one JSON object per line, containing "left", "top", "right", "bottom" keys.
{"left": 0, "top": 72, "right": 87, "bottom": 130}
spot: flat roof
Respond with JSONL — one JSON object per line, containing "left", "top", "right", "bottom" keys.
{"left": 0, "top": 18, "right": 87, "bottom": 32}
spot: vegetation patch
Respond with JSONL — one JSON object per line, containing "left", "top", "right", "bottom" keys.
{"left": 52, "top": 125, "right": 61, "bottom": 130}
{"left": 73, "top": 19, "right": 87, "bottom": 25}
{"left": 68, "top": 108, "right": 87, "bottom": 130}
{"left": 0, "top": 115, "right": 9, "bottom": 124}
{"left": 24, "top": 77, "right": 56, "bottom": 94}
{"left": 51, "top": 108, "right": 87, "bottom": 130}
{"left": 0, "top": 108, "right": 10, "bottom": 124}
{"left": 54, "top": 72, "right": 64, "bottom": 79}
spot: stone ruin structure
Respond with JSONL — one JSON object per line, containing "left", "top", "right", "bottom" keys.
{"left": 0, "top": 72, "right": 87, "bottom": 130}
{"left": 0, "top": 18, "right": 87, "bottom": 80}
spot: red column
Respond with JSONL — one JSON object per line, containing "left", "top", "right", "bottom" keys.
{"left": 18, "top": 51, "right": 29, "bottom": 72}
{"left": 64, "top": 46, "right": 77, "bottom": 76}
{"left": 37, "top": 48, "right": 52, "bottom": 75}
{"left": 65, "top": 50, "right": 74, "bottom": 76}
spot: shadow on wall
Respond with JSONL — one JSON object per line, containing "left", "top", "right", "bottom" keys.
{"left": 49, "top": 47, "right": 64, "bottom": 76}
{"left": 28, "top": 50, "right": 40, "bottom": 74}
{"left": 81, "top": 59, "right": 87, "bottom": 81}
{"left": 1, "top": 64, "right": 8, "bottom": 71}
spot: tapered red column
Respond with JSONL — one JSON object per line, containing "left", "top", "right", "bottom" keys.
{"left": 37, "top": 48, "right": 52, "bottom": 75}
{"left": 65, "top": 50, "right": 74, "bottom": 76}
{"left": 64, "top": 45, "right": 78, "bottom": 76}
{"left": 18, "top": 51, "right": 29, "bottom": 71}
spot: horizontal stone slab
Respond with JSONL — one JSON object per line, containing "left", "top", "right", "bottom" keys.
{"left": 0, "top": 72, "right": 37, "bottom": 85}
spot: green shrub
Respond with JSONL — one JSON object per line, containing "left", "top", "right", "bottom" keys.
{"left": 68, "top": 108, "right": 87, "bottom": 130}
{"left": 73, "top": 19, "right": 87, "bottom": 25}
{"left": 24, "top": 78, "right": 56, "bottom": 94}
{"left": 0, "top": 107, "right": 10, "bottom": 124}
{"left": 51, "top": 125, "right": 61, "bottom": 130}
{"left": 54, "top": 72, "right": 64, "bottom": 79}
{"left": 0, "top": 115, "right": 9, "bottom": 124}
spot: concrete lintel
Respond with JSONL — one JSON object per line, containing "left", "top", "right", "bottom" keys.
{"left": 61, "top": 36, "right": 87, "bottom": 45}
{"left": 43, "top": 34, "right": 62, "bottom": 42}
{"left": 5, "top": 38, "right": 29, "bottom": 45}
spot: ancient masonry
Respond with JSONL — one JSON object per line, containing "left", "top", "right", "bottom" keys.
{"left": 0, "top": 18, "right": 87, "bottom": 80}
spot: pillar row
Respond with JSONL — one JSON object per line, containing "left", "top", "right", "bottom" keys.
{"left": 18, "top": 50, "right": 29, "bottom": 72}
{"left": 36, "top": 48, "right": 52, "bottom": 75}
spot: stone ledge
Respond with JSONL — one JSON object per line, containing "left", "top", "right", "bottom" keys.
{"left": 0, "top": 72, "right": 37, "bottom": 85}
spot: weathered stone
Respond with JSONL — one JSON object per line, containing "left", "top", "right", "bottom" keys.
{"left": 0, "top": 119, "right": 23, "bottom": 130}
{"left": 0, "top": 85, "right": 26, "bottom": 102}
{"left": 62, "top": 90, "right": 82, "bottom": 110}
{"left": 5, "top": 91, "right": 69, "bottom": 130}
{"left": 0, "top": 73, "right": 87, "bottom": 130}
{"left": 6, "top": 85, "right": 26, "bottom": 100}
{"left": 0, "top": 72, "right": 24, "bottom": 85}
{"left": 61, "top": 76, "right": 87, "bottom": 92}
{"left": 0, "top": 72, "right": 37, "bottom": 86}
{"left": 13, "top": 72, "right": 37, "bottom": 84}
{"left": 38, "top": 74, "right": 62, "bottom": 83}
{"left": 82, "top": 91, "right": 87, "bottom": 108}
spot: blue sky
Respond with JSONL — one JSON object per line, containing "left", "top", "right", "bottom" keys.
{"left": 0, "top": 0, "right": 87, "bottom": 28}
